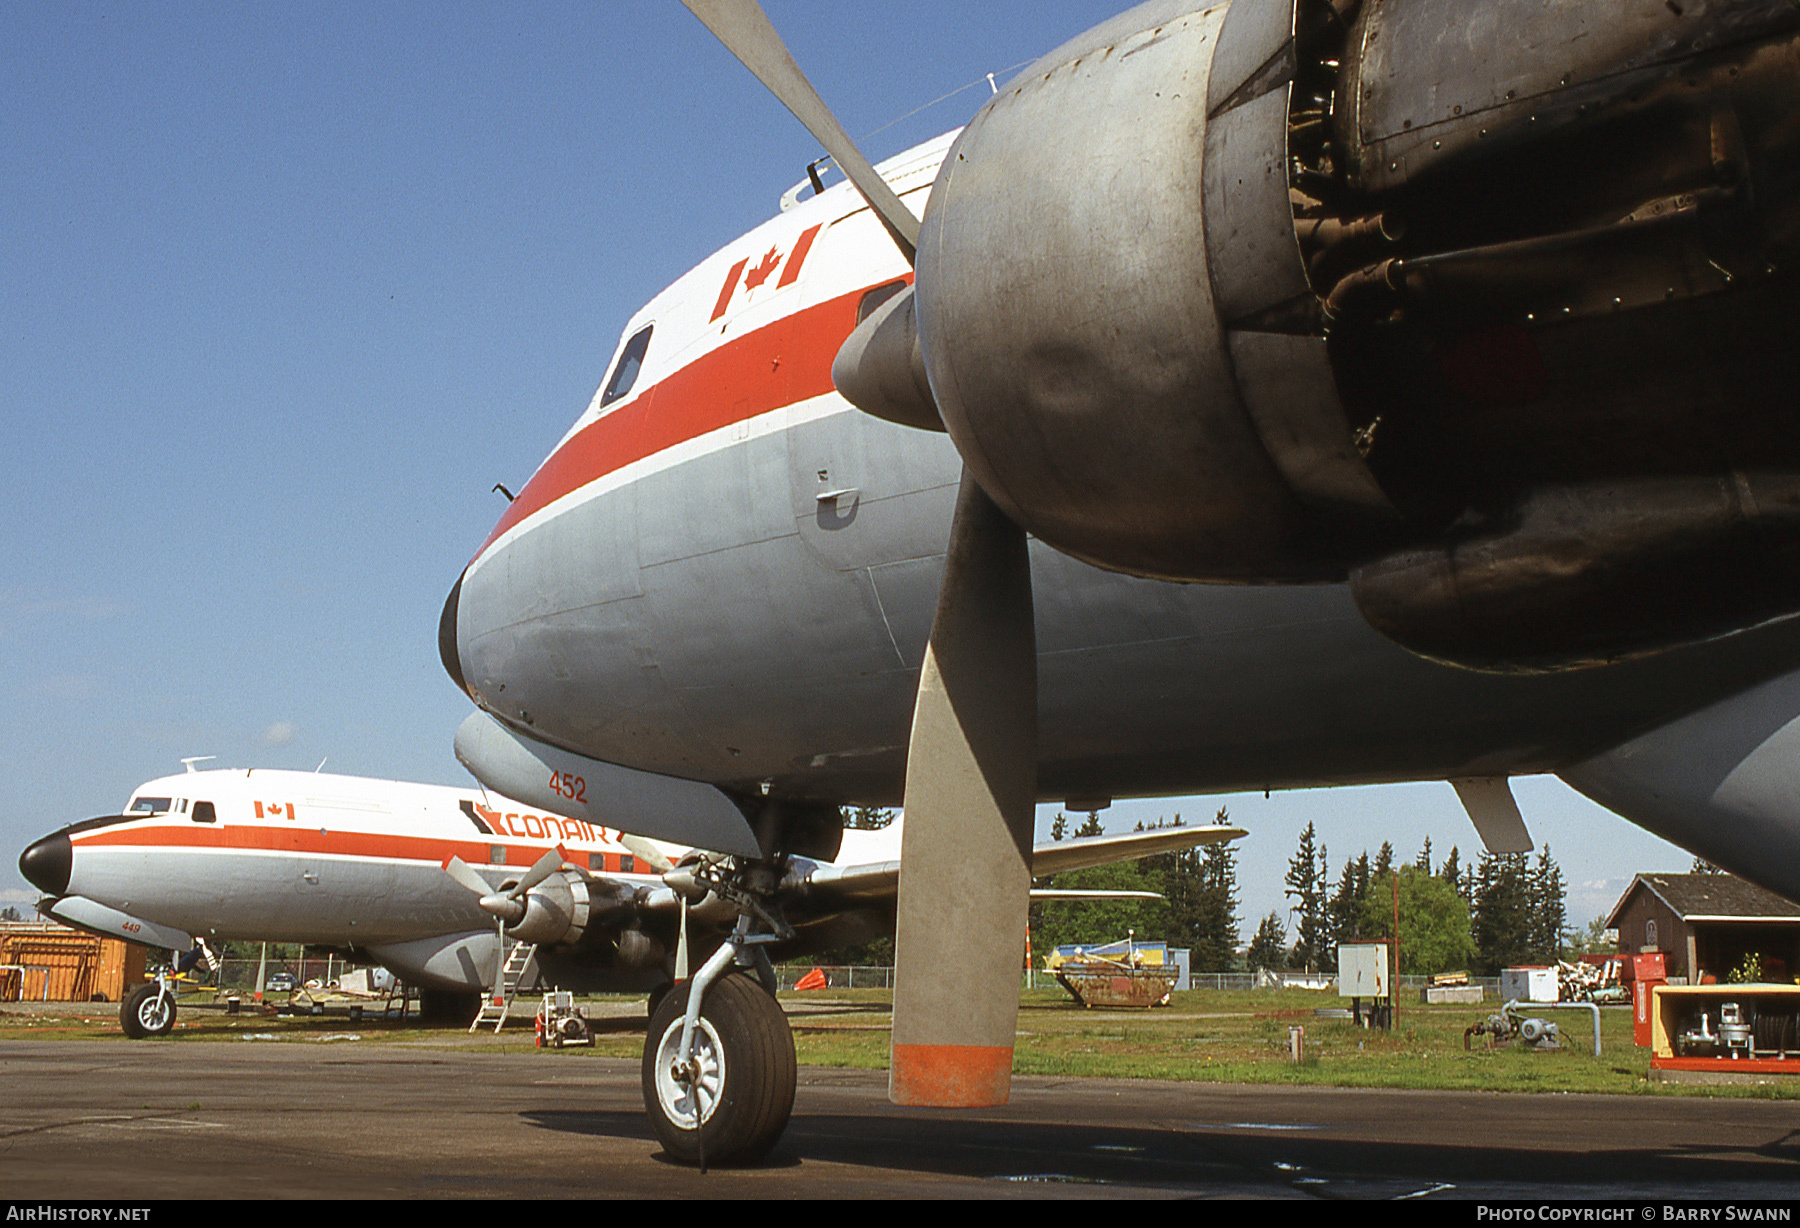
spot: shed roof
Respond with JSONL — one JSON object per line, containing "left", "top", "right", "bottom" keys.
{"left": 1607, "top": 873, "right": 1800, "bottom": 928}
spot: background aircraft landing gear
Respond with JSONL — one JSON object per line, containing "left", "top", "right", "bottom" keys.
{"left": 641, "top": 971, "right": 795, "bottom": 1167}
{"left": 120, "top": 981, "right": 175, "bottom": 1039}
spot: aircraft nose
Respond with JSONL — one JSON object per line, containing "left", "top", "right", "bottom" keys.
{"left": 439, "top": 569, "right": 471, "bottom": 699}
{"left": 19, "top": 831, "right": 71, "bottom": 896}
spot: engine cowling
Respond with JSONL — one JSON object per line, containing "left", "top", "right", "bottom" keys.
{"left": 507, "top": 870, "right": 640, "bottom": 947}
{"left": 887, "top": 0, "right": 1800, "bottom": 668}
{"left": 916, "top": 0, "right": 1376, "bottom": 585}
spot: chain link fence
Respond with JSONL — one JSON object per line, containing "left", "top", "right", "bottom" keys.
{"left": 776, "top": 966, "right": 1505, "bottom": 995}
{"left": 203, "top": 957, "right": 365, "bottom": 992}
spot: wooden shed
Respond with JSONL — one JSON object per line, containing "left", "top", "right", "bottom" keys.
{"left": 0, "top": 919, "right": 145, "bottom": 1003}
{"left": 1607, "top": 873, "right": 1800, "bottom": 984}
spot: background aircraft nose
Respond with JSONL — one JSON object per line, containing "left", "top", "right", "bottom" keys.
{"left": 19, "top": 831, "right": 71, "bottom": 896}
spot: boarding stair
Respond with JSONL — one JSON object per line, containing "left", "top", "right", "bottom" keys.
{"left": 471, "top": 940, "right": 539, "bottom": 1033}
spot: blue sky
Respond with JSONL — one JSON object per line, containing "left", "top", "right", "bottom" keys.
{"left": 1, "top": 2, "right": 1690, "bottom": 936}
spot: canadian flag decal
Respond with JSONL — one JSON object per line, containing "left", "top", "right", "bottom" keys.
{"left": 254, "top": 801, "right": 296, "bottom": 820}
{"left": 708, "top": 224, "right": 822, "bottom": 322}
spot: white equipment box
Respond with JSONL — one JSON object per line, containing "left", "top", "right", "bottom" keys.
{"left": 1500, "top": 966, "right": 1559, "bottom": 1003}
{"left": 1338, "top": 943, "right": 1390, "bottom": 998}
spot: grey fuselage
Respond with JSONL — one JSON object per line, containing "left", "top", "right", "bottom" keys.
{"left": 457, "top": 400, "right": 1800, "bottom": 807}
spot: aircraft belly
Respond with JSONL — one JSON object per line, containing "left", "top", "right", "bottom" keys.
{"left": 74, "top": 848, "right": 484, "bottom": 945}
{"left": 462, "top": 407, "right": 1800, "bottom": 802}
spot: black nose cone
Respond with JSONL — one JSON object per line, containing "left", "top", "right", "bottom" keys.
{"left": 19, "top": 831, "right": 71, "bottom": 896}
{"left": 440, "top": 569, "right": 471, "bottom": 699}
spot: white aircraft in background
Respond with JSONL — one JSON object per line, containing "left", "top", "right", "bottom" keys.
{"left": 17, "top": 765, "right": 1243, "bottom": 1039}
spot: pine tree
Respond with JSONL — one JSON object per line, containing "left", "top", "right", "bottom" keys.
{"left": 1143, "top": 810, "right": 1239, "bottom": 971}
{"left": 1327, "top": 852, "right": 1372, "bottom": 953}
{"left": 1415, "top": 836, "right": 1433, "bottom": 875}
{"left": 1471, "top": 852, "right": 1534, "bottom": 974}
{"left": 1440, "top": 846, "right": 1463, "bottom": 899}
{"left": 1373, "top": 840, "right": 1394, "bottom": 878}
{"left": 1530, "top": 846, "right": 1567, "bottom": 962}
{"left": 1075, "top": 811, "right": 1105, "bottom": 838}
{"left": 1284, "top": 822, "right": 1329, "bottom": 970}
{"left": 1197, "top": 840, "right": 1241, "bottom": 970}
{"left": 1247, "top": 911, "right": 1287, "bottom": 972}
{"left": 1050, "top": 812, "right": 1067, "bottom": 841}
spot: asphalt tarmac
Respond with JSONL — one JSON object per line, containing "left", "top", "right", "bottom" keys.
{"left": 4, "top": 1037, "right": 1800, "bottom": 1199}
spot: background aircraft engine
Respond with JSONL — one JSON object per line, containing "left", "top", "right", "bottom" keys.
{"left": 504, "top": 871, "right": 639, "bottom": 948}
{"left": 901, "top": 0, "right": 1800, "bottom": 667}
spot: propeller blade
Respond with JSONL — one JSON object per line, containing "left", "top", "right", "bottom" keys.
{"left": 890, "top": 471, "right": 1037, "bottom": 1107}
{"left": 675, "top": 896, "right": 690, "bottom": 982}
{"left": 512, "top": 846, "right": 566, "bottom": 897}
{"left": 680, "top": 0, "right": 919, "bottom": 263}
{"left": 443, "top": 856, "right": 494, "bottom": 897}
{"left": 620, "top": 833, "right": 675, "bottom": 875}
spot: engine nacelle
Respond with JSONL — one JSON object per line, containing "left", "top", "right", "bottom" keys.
{"left": 508, "top": 870, "right": 640, "bottom": 947}
{"left": 914, "top": 0, "right": 1397, "bottom": 585}
{"left": 903, "top": 0, "right": 1800, "bottom": 666}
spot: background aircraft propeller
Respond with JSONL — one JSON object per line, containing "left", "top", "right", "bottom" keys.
{"left": 619, "top": 833, "right": 675, "bottom": 875}
{"left": 680, "top": 0, "right": 1038, "bottom": 1108}
{"left": 443, "top": 846, "right": 566, "bottom": 927}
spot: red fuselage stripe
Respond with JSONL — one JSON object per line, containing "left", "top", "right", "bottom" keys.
{"left": 73, "top": 824, "right": 630, "bottom": 872}
{"left": 475, "top": 281, "right": 879, "bottom": 559}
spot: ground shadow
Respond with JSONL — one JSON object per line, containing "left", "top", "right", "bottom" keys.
{"left": 520, "top": 1102, "right": 1800, "bottom": 1195}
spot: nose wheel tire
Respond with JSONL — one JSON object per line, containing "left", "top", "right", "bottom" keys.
{"left": 120, "top": 983, "right": 176, "bottom": 1039}
{"left": 641, "top": 971, "right": 795, "bottom": 1166}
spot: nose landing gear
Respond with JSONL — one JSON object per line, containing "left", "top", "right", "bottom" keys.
{"left": 641, "top": 910, "right": 796, "bottom": 1167}
{"left": 120, "top": 979, "right": 176, "bottom": 1039}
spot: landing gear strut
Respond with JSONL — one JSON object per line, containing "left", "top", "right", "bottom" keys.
{"left": 641, "top": 914, "right": 795, "bottom": 1167}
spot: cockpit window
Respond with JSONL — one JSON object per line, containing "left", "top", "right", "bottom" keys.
{"left": 857, "top": 280, "right": 908, "bottom": 324}
{"left": 599, "top": 325, "right": 653, "bottom": 407}
{"left": 128, "top": 797, "right": 172, "bottom": 815}
{"left": 192, "top": 801, "right": 217, "bottom": 824}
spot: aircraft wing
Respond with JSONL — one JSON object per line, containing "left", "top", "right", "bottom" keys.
{"left": 785, "top": 822, "right": 1244, "bottom": 910}
{"left": 1029, "top": 824, "right": 1246, "bottom": 878}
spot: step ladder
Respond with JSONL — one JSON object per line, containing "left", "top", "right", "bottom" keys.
{"left": 385, "top": 982, "right": 419, "bottom": 1022}
{"left": 470, "top": 940, "right": 539, "bottom": 1033}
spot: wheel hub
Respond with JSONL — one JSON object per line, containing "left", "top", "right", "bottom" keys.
{"left": 654, "top": 1016, "right": 724, "bottom": 1129}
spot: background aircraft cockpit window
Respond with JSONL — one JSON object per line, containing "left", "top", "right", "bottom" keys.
{"left": 128, "top": 797, "right": 172, "bottom": 815}
{"left": 856, "top": 280, "right": 907, "bottom": 324}
{"left": 598, "top": 325, "right": 653, "bottom": 407}
{"left": 192, "top": 801, "right": 216, "bottom": 824}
